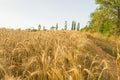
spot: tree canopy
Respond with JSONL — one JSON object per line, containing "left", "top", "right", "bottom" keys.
{"left": 83, "top": 0, "right": 120, "bottom": 35}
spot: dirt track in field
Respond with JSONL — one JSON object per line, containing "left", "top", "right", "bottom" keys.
{"left": 86, "top": 34, "right": 119, "bottom": 80}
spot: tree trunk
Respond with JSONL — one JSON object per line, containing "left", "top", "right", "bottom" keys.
{"left": 116, "top": 7, "right": 120, "bottom": 35}
{"left": 117, "top": 7, "right": 120, "bottom": 32}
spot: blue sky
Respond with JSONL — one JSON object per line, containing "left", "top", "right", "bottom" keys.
{"left": 0, "top": 0, "right": 97, "bottom": 30}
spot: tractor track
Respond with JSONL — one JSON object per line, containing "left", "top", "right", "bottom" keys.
{"left": 86, "top": 34, "right": 119, "bottom": 80}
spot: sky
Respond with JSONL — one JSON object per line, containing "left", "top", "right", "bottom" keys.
{"left": 0, "top": 0, "right": 97, "bottom": 30}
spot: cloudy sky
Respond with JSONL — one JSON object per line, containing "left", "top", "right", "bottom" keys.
{"left": 0, "top": 0, "right": 97, "bottom": 29}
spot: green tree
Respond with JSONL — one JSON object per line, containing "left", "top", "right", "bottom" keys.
{"left": 95, "top": 0, "right": 120, "bottom": 34}
{"left": 56, "top": 23, "right": 58, "bottom": 30}
{"left": 71, "top": 21, "right": 76, "bottom": 30}
{"left": 43, "top": 26, "right": 46, "bottom": 31}
{"left": 38, "top": 24, "right": 41, "bottom": 31}
{"left": 26, "top": 28, "right": 31, "bottom": 31}
{"left": 77, "top": 22, "right": 80, "bottom": 31}
{"left": 89, "top": 8, "right": 114, "bottom": 33}
{"left": 71, "top": 21, "right": 74, "bottom": 30}
{"left": 73, "top": 21, "right": 76, "bottom": 30}
{"left": 50, "top": 26, "right": 56, "bottom": 30}
{"left": 64, "top": 21, "right": 67, "bottom": 30}
{"left": 84, "top": 0, "right": 120, "bottom": 35}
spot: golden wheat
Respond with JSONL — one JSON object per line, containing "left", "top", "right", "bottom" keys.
{"left": 0, "top": 29, "right": 117, "bottom": 80}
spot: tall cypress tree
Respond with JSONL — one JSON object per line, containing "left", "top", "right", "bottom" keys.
{"left": 38, "top": 24, "right": 41, "bottom": 31}
{"left": 73, "top": 21, "right": 76, "bottom": 30}
{"left": 64, "top": 21, "right": 67, "bottom": 30}
{"left": 71, "top": 21, "right": 74, "bottom": 30}
{"left": 56, "top": 23, "right": 58, "bottom": 30}
{"left": 77, "top": 22, "right": 80, "bottom": 31}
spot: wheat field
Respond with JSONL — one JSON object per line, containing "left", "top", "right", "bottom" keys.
{"left": 0, "top": 28, "right": 117, "bottom": 80}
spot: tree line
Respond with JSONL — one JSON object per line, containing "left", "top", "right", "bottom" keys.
{"left": 82, "top": 0, "right": 120, "bottom": 36}
{"left": 26, "top": 21, "right": 80, "bottom": 31}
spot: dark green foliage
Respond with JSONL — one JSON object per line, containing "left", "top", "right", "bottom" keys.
{"left": 73, "top": 21, "right": 76, "bottom": 30}
{"left": 26, "top": 28, "right": 31, "bottom": 31}
{"left": 56, "top": 23, "right": 58, "bottom": 30}
{"left": 38, "top": 24, "right": 41, "bottom": 31}
{"left": 81, "top": 25, "right": 94, "bottom": 32}
{"left": 64, "top": 21, "right": 67, "bottom": 30}
{"left": 50, "top": 26, "right": 56, "bottom": 30}
{"left": 95, "top": 0, "right": 120, "bottom": 34}
{"left": 71, "top": 22, "right": 74, "bottom": 30}
{"left": 99, "top": 23, "right": 113, "bottom": 34}
{"left": 82, "top": 0, "right": 120, "bottom": 36}
{"left": 26, "top": 27, "right": 38, "bottom": 32}
{"left": 77, "top": 22, "right": 80, "bottom": 31}
{"left": 71, "top": 21, "right": 76, "bottom": 30}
